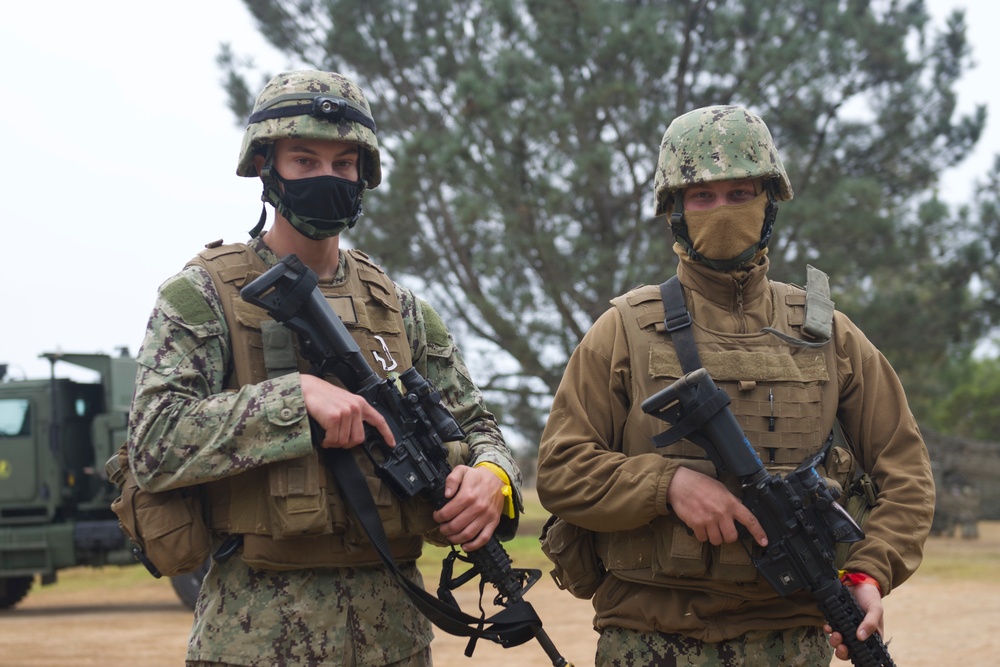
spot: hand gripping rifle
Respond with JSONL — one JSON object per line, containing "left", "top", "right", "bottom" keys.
{"left": 641, "top": 368, "right": 896, "bottom": 667}
{"left": 241, "top": 254, "right": 571, "bottom": 667}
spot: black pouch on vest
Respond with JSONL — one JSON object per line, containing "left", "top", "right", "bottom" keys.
{"left": 539, "top": 514, "right": 606, "bottom": 600}
{"left": 107, "top": 445, "right": 211, "bottom": 578}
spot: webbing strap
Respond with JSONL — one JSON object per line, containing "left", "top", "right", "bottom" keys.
{"left": 660, "top": 276, "right": 703, "bottom": 373}
{"left": 248, "top": 99, "right": 377, "bottom": 132}
{"left": 323, "top": 446, "right": 542, "bottom": 652}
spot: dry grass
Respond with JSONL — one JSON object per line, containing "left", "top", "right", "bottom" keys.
{"left": 914, "top": 519, "right": 1000, "bottom": 580}
{"left": 11, "top": 505, "right": 1000, "bottom": 667}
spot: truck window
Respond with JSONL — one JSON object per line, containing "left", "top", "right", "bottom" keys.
{"left": 0, "top": 399, "right": 30, "bottom": 437}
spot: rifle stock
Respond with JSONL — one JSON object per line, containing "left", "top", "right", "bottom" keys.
{"left": 642, "top": 368, "right": 896, "bottom": 667}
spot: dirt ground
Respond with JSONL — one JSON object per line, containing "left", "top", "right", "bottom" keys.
{"left": 2, "top": 523, "right": 999, "bottom": 667}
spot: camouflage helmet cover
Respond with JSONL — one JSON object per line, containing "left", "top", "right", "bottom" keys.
{"left": 236, "top": 70, "right": 382, "bottom": 188}
{"left": 653, "top": 105, "right": 792, "bottom": 216}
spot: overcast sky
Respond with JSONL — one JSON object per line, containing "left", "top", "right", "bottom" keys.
{"left": 1, "top": 0, "right": 996, "bottom": 383}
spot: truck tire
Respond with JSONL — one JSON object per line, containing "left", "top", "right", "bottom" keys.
{"left": 170, "top": 559, "right": 210, "bottom": 610}
{"left": 0, "top": 576, "right": 33, "bottom": 609}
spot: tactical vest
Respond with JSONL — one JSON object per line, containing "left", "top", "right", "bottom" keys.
{"left": 188, "top": 242, "right": 438, "bottom": 570}
{"left": 595, "top": 278, "right": 860, "bottom": 586}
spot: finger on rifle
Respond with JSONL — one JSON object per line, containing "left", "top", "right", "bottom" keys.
{"left": 461, "top": 522, "right": 494, "bottom": 552}
{"left": 737, "top": 506, "right": 768, "bottom": 547}
{"left": 364, "top": 403, "right": 396, "bottom": 446}
{"left": 824, "top": 628, "right": 851, "bottom": 660}
{"left": 442, "top": 465, "right": 468, "bottom": 500}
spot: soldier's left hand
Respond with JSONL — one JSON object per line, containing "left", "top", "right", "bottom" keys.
{"left": 824, "top": 582, "right": 884, "bottom": 661}
{"left": 433, "top": 465, "right": 504, "bottom": 551}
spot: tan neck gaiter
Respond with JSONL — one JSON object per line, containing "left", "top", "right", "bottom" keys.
{"left": 685, "top": 191, "right": 769, "bottom": 263}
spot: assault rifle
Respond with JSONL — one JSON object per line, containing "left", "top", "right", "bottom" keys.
{"left": 641, "top": 368, "right": 896, "bottom": 667}
{"left": 241, "top": 254, "right": 571, "bottom": 667}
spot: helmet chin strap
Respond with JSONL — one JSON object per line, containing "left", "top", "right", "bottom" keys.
{"left": 248, "top": 147, "right": 277, "bottom": 238}
{"left": 249, "top": 204, "right": 268, "bottom": 239}
{"left": 670, "top": 189, "right": 779, "bottom": 272}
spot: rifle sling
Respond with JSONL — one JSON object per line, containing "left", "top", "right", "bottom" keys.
{"left": 660, "top": 276, "right": 703, "bottom": 374}
{"left": 322, "top": 447, "right": 542, "bottom": 654}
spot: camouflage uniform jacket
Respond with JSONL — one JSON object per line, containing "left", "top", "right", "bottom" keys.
{"left": 128, "top": 235, "right": 522, "bottom": 666}
{"left": 536, "top": 247, "right": 934, "bottom": 641}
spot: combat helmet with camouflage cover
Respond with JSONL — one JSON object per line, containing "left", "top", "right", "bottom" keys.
{"left": 654, "top": 105, "right": 793, "bottom": 270}
{"left": 238, "top": 70, "right": 382, "bottom": 239}
{"left": 653, "top": 105, "right": 792, "bottom": 217}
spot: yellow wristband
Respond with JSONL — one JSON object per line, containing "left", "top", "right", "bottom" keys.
{"left": 475, "top": 461, "right": 515, "bottom": 519}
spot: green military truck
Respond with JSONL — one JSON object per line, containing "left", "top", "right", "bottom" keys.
{"left": 0, "top": 350, "right": 204, "bottom": 610}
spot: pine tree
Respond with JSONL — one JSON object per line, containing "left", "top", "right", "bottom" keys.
{"left": 221, "top": 0, "right": 993, "bottom": 447}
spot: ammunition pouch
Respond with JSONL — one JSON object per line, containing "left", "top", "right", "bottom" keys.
{"left": 835, "top": 471, "right": 878, "bottom": 567}
{"left": 594, "top": 455, "right": 855, "bottom": 587}
{"left": 539, "top": 514, "right": 606, "bottom": 600}
{"left": 596, "top": 514, "right": 761, "bottom": 586}
{"left": 266, "top": 450, "right": 335, "bottom": 538}
{"left": 106, "top": 444, "right": 211, "bottom": 577}
{"left": 825, "top": 426, "right": 879, "bottom": 568}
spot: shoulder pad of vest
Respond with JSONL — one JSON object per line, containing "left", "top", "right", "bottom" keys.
{"left": 346, "top": 248, "right": 386, "bottom": 273}
{"left": 189, "top": 242, "right": 253, "bottom": 265}
{"left": 611, "top": 284, "right": 659, "bottom": 309}
{"left": 186, "top": 243, "right": 265, "bottom": 290}
{"left": 773, "top": 281, "right": 805, "bottom": 300}
{"left": 346, "top": 251, "right": 397, "bottom": 307}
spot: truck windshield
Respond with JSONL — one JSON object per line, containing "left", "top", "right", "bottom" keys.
{"left": 0, "top": 399, "right": 30, "bottom": 437}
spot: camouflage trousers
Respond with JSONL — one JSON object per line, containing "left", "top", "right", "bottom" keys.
{"left": 187, "top": 645, "right": 431, "bottom": 667}
{"left": 595, "top": 625, "right": 832, "bottom": 667}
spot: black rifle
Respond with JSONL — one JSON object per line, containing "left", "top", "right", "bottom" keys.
{"left": 241, "top": 254, "right": 570, "bottom": 667}
{"left": 642, "top": 368, "right": 896, "bottom": 667}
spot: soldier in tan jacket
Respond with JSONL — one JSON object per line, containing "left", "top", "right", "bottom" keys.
{"left": 537, "top": 105, "right": 933, "bottom": 666}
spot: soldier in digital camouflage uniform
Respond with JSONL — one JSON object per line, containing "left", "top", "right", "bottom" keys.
{"left": 128, "top": 70, "right": 523, "bottom": 667}
{"left": 537, "top": 105, "right": 934, "bottom": 666}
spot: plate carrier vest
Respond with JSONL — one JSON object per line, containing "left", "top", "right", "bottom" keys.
{"left": 189, "top": 242, "right": 438, "bottom": 570}
{"left": 594, "top": 270, "right": 865, "bottom": 586}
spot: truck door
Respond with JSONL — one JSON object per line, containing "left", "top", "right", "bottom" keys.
{"left": 0, "top": 398, "right": 37, "bottom": 505}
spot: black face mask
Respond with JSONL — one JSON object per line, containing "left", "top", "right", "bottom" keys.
{"left": 264, "top": 167, "right": 366, "bottom": 240}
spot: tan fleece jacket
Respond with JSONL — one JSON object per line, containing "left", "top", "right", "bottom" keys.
{"left": 537, "top": 250, "right": 934, "bottom": 639}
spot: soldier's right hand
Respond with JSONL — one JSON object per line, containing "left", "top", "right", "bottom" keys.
{"left": 666, "top": 466, "right": 768, "bottom": 547}
{"left": 300, "top": 375, "right": 396, "bottom": 448}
